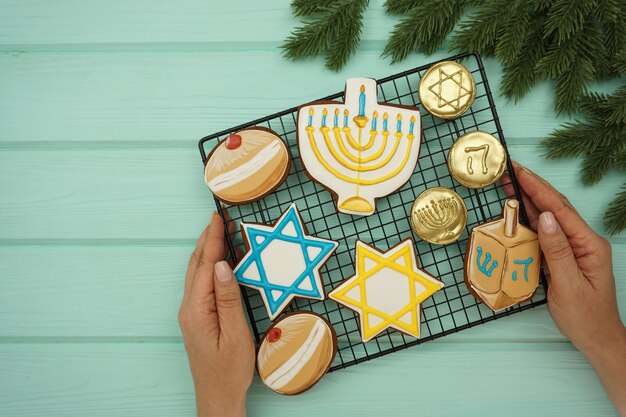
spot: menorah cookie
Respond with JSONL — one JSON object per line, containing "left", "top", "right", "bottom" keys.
{"left": 204, "top": 127, "right": 290, "bottom": 205}
{"left": 418, "top": 61, "right": 476, "bottom": 119}
{"left": 410, "top": 187, "right": 468, "bottom": 245}
{"left": 465, "top": 199, "right": 541, "bottom": 311}
{"left": 297, "top": 78, "right": 422, "bottom": 216}
{"left": 234, "top": 204, "right": 338, "bottom": 321}
{"left": 448, "top": 131, "right": 507, "bottom": 189}
{"left": 329, "top": 239, "right": 444, "bottom": 342}
{"left": 257, "top": 312, "right": 337, "bottom": 395}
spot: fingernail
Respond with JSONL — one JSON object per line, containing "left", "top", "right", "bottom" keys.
{"left": 215, "top": 261, "right": 233, "bottom": 282}
{"left": 539, "top": 212, "right": 557, "bottom": 234}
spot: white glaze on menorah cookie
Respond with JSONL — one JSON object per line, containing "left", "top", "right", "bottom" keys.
{"left": 257, "top": 312, "right": 337, "bottom": 395}
{"left": 204, "top": 127, "right": 290, "bottom": 205}
{"left": 297, "top": 78, "right": 422, "bottom": 216}
{"left": 464, "top": 199, "right": 541, "bottom": 311}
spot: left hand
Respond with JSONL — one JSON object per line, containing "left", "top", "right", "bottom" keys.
{"left": 178, "top": 213, "right": 255, "bottom": 417}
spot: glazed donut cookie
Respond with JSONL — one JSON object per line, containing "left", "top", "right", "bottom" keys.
{"left": 257, "top": 312, "right": 337, "bottom": 395}
{"left": 204, "top": 127, "right": 290, "bottom": 204}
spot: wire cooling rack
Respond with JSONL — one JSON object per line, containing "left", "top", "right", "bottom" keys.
{"left": 199, "top": 51, "right": 547, "bottom": 371}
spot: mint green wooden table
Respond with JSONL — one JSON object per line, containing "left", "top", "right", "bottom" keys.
{"left": 0, "top": 2, "right": 624, "bottom": 416}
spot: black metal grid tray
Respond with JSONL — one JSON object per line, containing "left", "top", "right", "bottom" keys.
{"left": 199, "top": 51, "right": 547, "bottom": 371}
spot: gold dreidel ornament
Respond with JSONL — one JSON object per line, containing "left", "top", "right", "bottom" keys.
{"left": 464, "top": 199, "right": 541, "bottom": 311}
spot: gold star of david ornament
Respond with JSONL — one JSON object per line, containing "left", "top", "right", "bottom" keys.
{"left": 418, "top": 61, "right": 476, "bottom": 119}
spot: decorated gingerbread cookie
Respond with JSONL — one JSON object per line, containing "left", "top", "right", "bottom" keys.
{"left": 297, "top": 78, "right": 422, "bottom": 216}
{"left": 464, "top": 199, "right": 541, "bottom": 311}
{"left": 204, "top": 127, "right": 290, "bottom": 205}
{"left": 234, "top": 204, "right": 338, "bottom": 321}
{"left": 329, "top": 239, "right": 444, "bottom": 342}
{"left": 257, "top": 312, "right": 337, "bottom": 395}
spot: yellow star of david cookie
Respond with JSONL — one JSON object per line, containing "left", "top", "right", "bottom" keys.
{"left": 329, "top": 239, "right": 444, "bottom": 342}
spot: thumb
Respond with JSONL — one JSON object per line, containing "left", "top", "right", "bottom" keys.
{"left": 538, "top": 211, "right": 579, "bottom": 286}
{"left": 213, "top": 261, "right": 249, "bottom": 339}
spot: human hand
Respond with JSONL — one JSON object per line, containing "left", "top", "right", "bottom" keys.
{"left": 178, "top": 213, "right": 255, "bottom": 417}
{"left": 503, "top": 162, "right": 625, "bottom": 414}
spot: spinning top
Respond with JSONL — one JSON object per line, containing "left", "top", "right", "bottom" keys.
{"left": 418, "top": 61, "right": 476, "bottom": 119}
{"left": 410, "top": 187, "right": 467, "bottom": 245}
{"left": 448, "top": 131, "right": 507, "bottom": 189}
{"left": 464, "top": 199, "right": 541, "bottom": 311}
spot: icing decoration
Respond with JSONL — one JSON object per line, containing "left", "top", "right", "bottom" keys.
{"left": 410, "top": 187, "right": 468, "bottom": 245}
{"left": 476, "top": 246, "right": 498, "bottom": 277}
{"left": 465, "top": 199, "right": 541, "bottom": 311}
{"left": 297, "top": 78, "right": 422, "bottom": 216}
{"left": 234, "top": 204, "right": 338, "bottom": 321}
{"left": 257, "top": 312, "right": 337, "bottom": 395}
{"left": 328, "top": 239, "right": 444, "bottom": 342}
{"left": 204, "top": 127, "right": 290, "bottom": 205}
{"left": 447, "top": 131, "right": 506, "bottom": 189}
{"left": 225, "top": 134, "right": 242, "bottom": 150}
{"left": 418, "top": 61, "right": 476, "bottom": 120}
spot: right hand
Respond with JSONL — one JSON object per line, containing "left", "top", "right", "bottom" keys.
{"left": 503, "top": 162, "right": 626, "bottom": 415}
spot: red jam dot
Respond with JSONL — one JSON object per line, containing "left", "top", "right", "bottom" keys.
{"left": 224, "top": 134, "right": 242, "bottom": 150}
{"left": 267, "top": 327, "right": 282, "bottom": 343}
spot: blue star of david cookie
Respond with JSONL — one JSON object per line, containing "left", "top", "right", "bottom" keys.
{"left": 234, "top": 204, "right": 338, "bottom": 321}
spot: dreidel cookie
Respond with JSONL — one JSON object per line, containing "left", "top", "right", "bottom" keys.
{"left": 464, "top": 199, "right": 541, "bottom": 311}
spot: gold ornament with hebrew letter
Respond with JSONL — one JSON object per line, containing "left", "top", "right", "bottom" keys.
{"left": 410, "top": 187, "right": 467, "bottom": 245}
{"left": 448, "top": 131, "right": 506, "bottom": 189}
{"left": 418, "top": 61, "right": 476, "bottom": 119}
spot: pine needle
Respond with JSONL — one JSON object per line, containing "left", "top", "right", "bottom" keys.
{"left": 290, "top": 0, "right": 330, "bottom": 17}
{"left": 499, "top": 17, "right": 547, "bottom": 101}
{"left": 603, "top": 185, "right": 626, "bottom": 235}
{"left": 544, "top": 0, "right": 597, "bottom": 43}
{"left": 382, "top": 0, "right": 466, "bottom": 63}
{"left": 495, "top": 0, "right": 532, "bottom": 66}
{"left": 449, "top": 0, "right": 509, "bottom": 55}
{"left": 282, "top": 0, "right": 368, "bottom": 71}
{"left": 384, "top": 0, "right": 422, "bottom": 15}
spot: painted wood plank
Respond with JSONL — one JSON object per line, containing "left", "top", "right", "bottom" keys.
{"left": 1, "top": 52, "right": 621, "bottom": 144}
{"left": 0, "top": 146, "right": 622, "bottom": 241}
{"left": 0, "top": 242, "right": 623, "bottom": 339}
{"left": 0, "top": 342, "right": 617, "bottom": 417}
{"left": 0, "top": 0, "right": 393, "bottom": 48}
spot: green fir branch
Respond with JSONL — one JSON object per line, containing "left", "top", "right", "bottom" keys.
{"left": 495, "top": 1, "right": 532, "bottom": 66}
{"left": 541, "top": 120, "right": 606, "bottom": 159}
{"left": 544, "top": 0, "right": 598, "bottom": 43}
{"left": 384, "top": 0, "right": 421, "bottom": 15}
{"left": 499, "top": 17, "right": 547, "bottom": 101}
{"left": 325, "top": 0, "right": 368, "bottom": 71}
{"left": 282, "top": 0, "right": 368, "bottom": 71}
{"left": 290, "top": 0, "right": 329, "bottom": 17}
{"left": 449, "top": 0, "right": 509, "bottom": 56}
{"left": 549, "top": 19, "right": 603, "bottom": 112}
{"left": 382, "top": 0, "right": 466, "bottom": 63}
{"left": 603, "top": 185, "right": 626, "bottom": 235}
{"left": 615, "top": 48, "right": 626, "bottom": 74}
